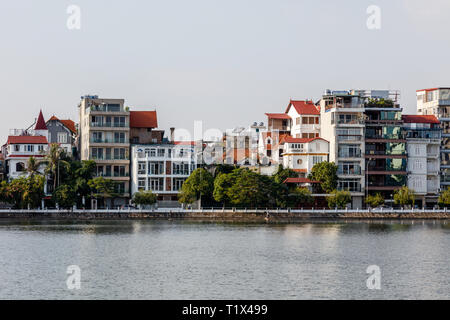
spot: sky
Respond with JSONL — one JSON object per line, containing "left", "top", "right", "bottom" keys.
{"left": 0, "top": 0, "right": 449, "bottom": 142}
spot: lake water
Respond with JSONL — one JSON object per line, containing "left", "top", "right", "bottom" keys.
{"left": 0, "top": 220, "right": 448, "bottom": 300}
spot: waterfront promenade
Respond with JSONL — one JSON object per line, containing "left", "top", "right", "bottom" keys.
{"left": 0, "top": 208, "right": 449, "bottom": 222}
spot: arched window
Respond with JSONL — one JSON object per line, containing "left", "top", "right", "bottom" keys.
{"left": 16, "top": 162, "right": 25, "bottom": 172}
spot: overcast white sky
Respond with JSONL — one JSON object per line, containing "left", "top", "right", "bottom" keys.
{"left": 0, "top": 0, "right": 449, "bottom": 142}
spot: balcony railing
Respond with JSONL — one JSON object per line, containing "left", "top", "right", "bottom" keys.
{"left": 365, "top": 150, "right": 406, "bottom": 156}
{"left": 338, "top": 167, "right": 362, "bottom": 175}
{"left": 338, "top": 151, "right": 362, "bottom": 158}
{"left": 365, "top": 134, "right": 405, "bottom": 140}
{"left": 368, "top": 166, "right": 407, "bottom": 172}
{"left": 90, "top": 122, "right": 128, "bottom": 128}
{"left": 91, "top": 156, "right": 129, "bottom": 161}
{"left": 91, "top": 138, "right": 128, "bottom": 144}
{"left": 97, "top": 172, "right": 130, "bottom": 178}
{"left": 338, "top": 135, "right": 362, "bottom": 141}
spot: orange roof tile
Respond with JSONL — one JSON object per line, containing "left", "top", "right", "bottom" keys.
{"left": 130, "top": 111, "right": 158, "bottom": 128}
{"left": 7, "top": 136, "right": 48, "bottom": 144}
{"left": 402, "top": 115, "right": 440, "bottom": 124}
{"left": 286, "top": 100, "right": 320, "bottom": 115}
{"left": 265, "top": 113, "right": 291, "bottom": 120}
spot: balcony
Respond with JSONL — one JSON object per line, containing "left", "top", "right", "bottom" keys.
{"left": 338, "top": 151, "right": 362, "bottom": 158}
{"left": 338, "top": 167, "right": 362, "bottom": 175}
{"left": 338, "top": 135, "right": 362, "bottom": 141}
{"left": 97, "top": 172, "right": 130, "bottom": 178}
{"left": 90, "top": 156, "right": 129, "bottom": 161}
{"left": 365, "top": 134, "right": 405, "bottom": 140}
{"left": 90, "top": 122, "right": 128, "bottom": 128}
{"left": 90, "top": 138, "right": 128, "bottom": 144}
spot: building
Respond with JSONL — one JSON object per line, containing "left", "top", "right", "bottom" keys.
{"left": 416, "top": 88, "right": 450, "bottom": 189}
{"left": 285, "top": 100, "right": 320, "bottom": 139}
{"left": 131, "top": 142, "right": 198, "bottom": 206}
{"left": 46, "top": 116, "right": 77, "bottom": 155}
{"left": 363, "top": 90, "right": 406, "bottom": 204}
{"left": 403, "top": 115, "right": 441, "bottom": 207}
{"left": 3, "top": 111, "right": 49, "bottom": 181}
{"left": 78, "top": 95, "right": 130, "bottom": 206}
{"left": 224, "top": 123, "right": 264, "bottom": 166}
{"left": 129, "top": 111, "right": 164, "bottom": 144}
{"left": 281, "top": 137, "right": 329, "bottom": 177}
{"left": 319, "top": 90, "right": 366, "bottom": 208}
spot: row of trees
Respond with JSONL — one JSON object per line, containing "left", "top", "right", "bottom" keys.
{"left": 178, "top": 162, "right": 344, "bottom": 208}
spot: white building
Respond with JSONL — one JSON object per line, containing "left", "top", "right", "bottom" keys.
{"left": 131, "top": 142, "right": 198, "bottom": 206}
{"left": 285, "top": 100, "right": 321, "bottom": 139}
{"left": 282, "top": 137, "right": 329, "bottom": 177}
{"left": 403, "top": 115, "right": 441, "bottom": 207}
{"left": 3, "top": 111, "right": 49, "bottom": 181}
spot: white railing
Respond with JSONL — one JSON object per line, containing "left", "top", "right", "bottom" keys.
{"left": 0, "top": 208, "right": 448, "bottom": 215}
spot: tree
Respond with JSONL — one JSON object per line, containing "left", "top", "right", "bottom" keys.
{"left": 287, "top": 187, "right": 313, "bottom": 208}
{"left": 365, "top": 193, "right": 385, "bottom": 208}
{"left": 272, "top": 165, "right": 298, "bottom": 184}
{"left": 308, "top": 162, "right": 338, "bottom": 193}
{"left": 1, "top": 176, "right": 45, "bottom": 209}
{"left": 438, "top": 189, "right": 450, "bottom": 207}
{"left": 327, "top": 190, "right": 351, "bottom": 209}
{"left": 27, "top": 156, "right": 42, "bottom": 178}
{"left": 88, "top": 177, "right": 116, "bottom": 207}
{"left": 394, "top": 187, "right": 415, "bottom": 208}
{"left": 43, "top": 143, "right": 70, "bottom": 192}
{"left": 54, "top": 184, "right": 76, "bottom": 208}
{"left": 133, "top": 191, "right": 157, "bottom": 207}
{"left": 178, "top": 168, "right": 214, "bottom": 205}
{"left": 213, "top": 172, "right": 236, "bottom": 207}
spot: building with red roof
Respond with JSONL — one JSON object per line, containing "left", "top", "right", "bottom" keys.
{"left": 285, "top": 100, "right": 320, "bottom": 139}
{"left": 129, "top": 110, "right": 164, "bottom": 144}
{"left": 46, "top": 115, "right": 77, "bottom": 155}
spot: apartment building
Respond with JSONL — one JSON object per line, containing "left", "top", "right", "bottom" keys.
{"left": 363, "top": 90, "right": 407, "bottom": 204}
{"left": 403, "top": 115, "right": 441, "bottom": 207}
{"left": 319, "top": 90, "right": 365, "bottom": 208}
{"left": 224, "top": 123, "right": 264, "bottom": 166}
{"left": 78, "top": 95, "right": 130, "bottom": 206}
{"left": 416, "top": 88, "right": 450, "bottom": 188}
{"left": 281, "top": 137, "right": 329, "bottom": 176}
{"left": 46, "top": 116, "right": 77, "bottom": 156}
{"left": 131, "top": 142, "right": 198, "bottom": 206}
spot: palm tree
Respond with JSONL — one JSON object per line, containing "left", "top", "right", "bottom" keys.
{"left": 26, "top": 156, "right": 42, "bottom": 178}
{"left": 43, "top": 143, "right": 70, "bottom": 192}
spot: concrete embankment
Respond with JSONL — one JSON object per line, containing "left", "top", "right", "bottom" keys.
{"left": 0, "top": 209, "right": 449, "bottom": 222}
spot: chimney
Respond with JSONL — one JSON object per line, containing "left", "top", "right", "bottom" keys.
{"left": 170, "top": 127, "right": 175, "bottom": 142}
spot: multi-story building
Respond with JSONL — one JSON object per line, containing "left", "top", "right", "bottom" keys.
{"left": 282, "top": 137, "right": 329, "bottom": 177}
{"left": 363, "top": 90, "right": 407, "bottom": 204}
{"left": 319, "top": 90, "right": 365, "bottom": 208}
{"left": 3, "top": 111, "right": 49, "bottom": 181}
{"left": 402, "top": 115, "right": 441, "bottom": 207}
{"left": 224, "top": 123, "right": 264, "bottom": 166}
{"left": 285, "top": 100, "right": 320, "bottom": 139}
{"left": 131, "top": 142, "right": 197, "bottom": 206}
{"left": 129, "top": 111, "right": 164, "bottom": 144}
{"left": 416, "top": 87, "right": 450, "bottom": 189}
{"left": 46, "top": 116, "right": 77, "bottom": 156}
{"left": 78, "top": 95, "right": 130, "bottom": 206}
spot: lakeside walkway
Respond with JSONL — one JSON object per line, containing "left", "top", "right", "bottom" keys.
{"left": 0, "top": 208, "right": 449, "bottom": 222}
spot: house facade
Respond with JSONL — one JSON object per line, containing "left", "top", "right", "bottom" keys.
{"left": 46, "top": 116, "right": 77, "bottom": 155}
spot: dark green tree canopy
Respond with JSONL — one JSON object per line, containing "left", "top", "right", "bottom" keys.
{"left": 308, "top": 162, "right": 338, "bottom": 194}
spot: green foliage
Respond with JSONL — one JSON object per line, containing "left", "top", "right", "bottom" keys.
{"left": 287, "top": 187, "right": 313, "bottom": 207}
{"left": 0, "top": 175, "right": 45, "bottom": 209}
{"left": 327, "top": 190, "right": 351, "bottom": 209}
{"left": 43, "top": 143, "right": 70, "bottom": 191}
{"left": 213, "top": 172, "right": 235, "bottom": 206}
{"left": 308, "top": 162, "right": 338, "bottom": 193}
{"left": 27, "top": 156, "right": 42, "bottom": 177}
{"left": 394, "top": 187, "right": 415, "bottom": 208}
{"left": 54, "top": 184, "right": 76, "bottom": 208}
{"left": 438, "top": 189, "right": 450, "bottom": 207}
{"left": 178, "top": 168, "right": 214, "bottom": 204}
{"left": 88, "top": 177, "right": 116, "bottom": 199}
{"left": 272, "top": 165, "right": 298, "bottom": 184}
{"left": 366, "top": 98, "right": 394, "bottom": 108}
{"left": 365, "top": 193, "right": 385, "bottom": 208}
{"left": 133, "top": 191, "right": 157, "bottom": 206}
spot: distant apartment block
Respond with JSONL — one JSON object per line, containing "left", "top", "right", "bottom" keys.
{"left": 78, "top": 96, "right": 130, "bottom": 205}
{"left": 403, "top": 115, "right": 441, "bottom": 206}
{"left": 416, "top": 88, "right": 450, "bottom": 188}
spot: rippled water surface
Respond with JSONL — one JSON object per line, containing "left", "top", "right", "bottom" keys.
{"left": 0, "top": 220, "right": 448, "bottom": 300}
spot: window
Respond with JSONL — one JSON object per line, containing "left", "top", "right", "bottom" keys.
{"left": 157, "top": 148, "right": 165, "bottom": 157}
{"left": 14, "top": 145, "right": 20, "bottom": 152}
{"left": 148, "top": 161, "right": 164, "bottom": 175}
{"left": 114, "top": 166, "right": 126, "bottom": 177}
{"left": 148, "top": 178, "right": 164, "bottom": 191}
{"left": 172, "top": 162, "right": 190, "bottom": 175}
{"left": 173, "top": 178, "right": 187, "bottom": 191}
{"left": 27, "top": 145, "right": 34, "bottom": 152}
{"left": 114, "top": 148, "right": 126, "bottom": 160}
{"left": 138, "top": 178, "right": 146, "bottom": 191}
{"left": 38, "top": 145, "right": 44, "bottom": 152}
{"left": 16, "top": 162, "right": 25, "bottom": 172}
{"left": 114, "top": 132, "right": 125, "bottom": 143}
{"left": 115, "top": 182, "right": 125, "bottom": 194}
{"left": 91, "top": 148, "right": 104, "bottom": 160}
{"left": 297, "top": 159, "right": 303, "bottom": 165}
{"left": 58, "top": 132, "right": 68, "bottom": 144}
{"left": 138, "top": 162, "right": 146, "bottom": 174}
{"left": 150, "top": 149, "right": 156, "bottom": 157}
{"left": 313, "top": 156, "right": 323, "bottom": 165}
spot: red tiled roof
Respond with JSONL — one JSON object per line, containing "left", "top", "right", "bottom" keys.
{"left": 8, "top": 154, "right": 45, "bottom": 158}
{"left": 402, "top": 115, "right": 440, "bottom": 124}
{"left": 35, "top": 110, "right": 47, "bottom": 130}
{"left": 47, "top": 116, "right": 77, "bottom": 134}
{"left": 265, "top": 113, "right": 291, "bottom": 120}
{"left": 283, "top": 177, "right": 320, "bottom": 184}
{"left": 286, "top": 100, "right": 320, "bottom": 115}
{"left": 130, "top": 111, "right": 158, "bottom": 128}
{"left": 416, "top": 88, "right": 450, "bottom": 92}
{"left": 7, "top": 136, "right": 48, "bottom": 144}
{"left": 284, "top": 137, "right": 328, "bottom": 143}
